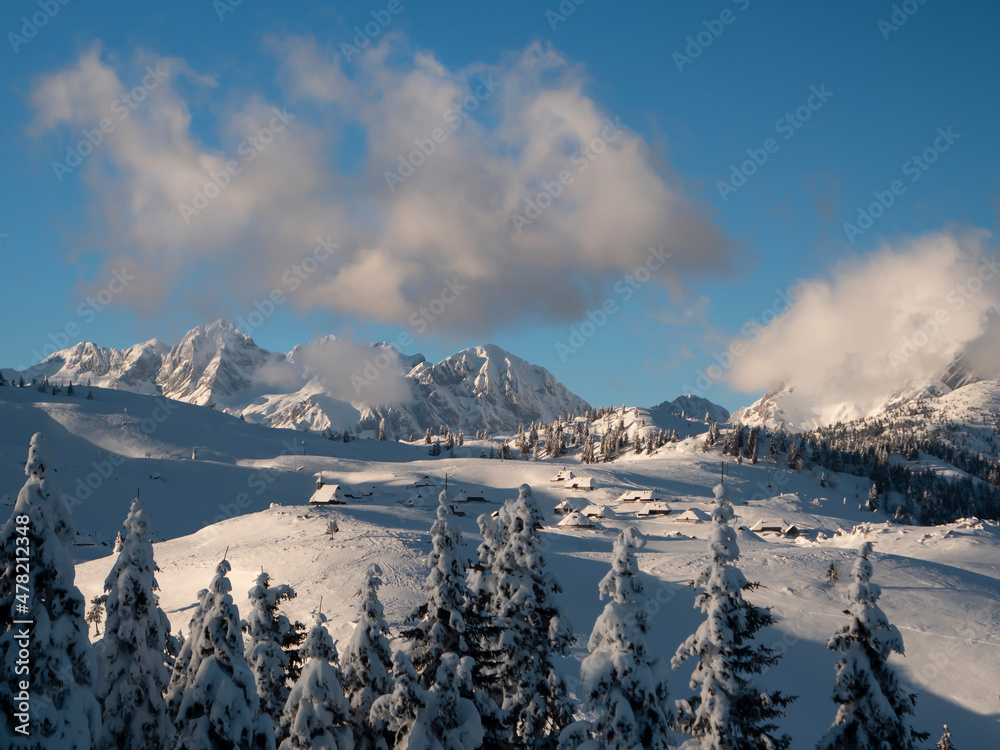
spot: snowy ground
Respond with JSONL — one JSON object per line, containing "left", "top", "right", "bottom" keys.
{"left": 2, "top": 385, "right": 999, "bottom": 747}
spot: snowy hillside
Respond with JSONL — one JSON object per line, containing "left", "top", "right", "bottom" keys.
{"left": 14, "top": 321, "right": 591, "bottom": 437}
{"left": 2, "top": 383, "right": 999, "bottom": 747}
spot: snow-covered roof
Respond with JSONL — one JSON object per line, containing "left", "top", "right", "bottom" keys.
{"left": 673, "top": 508, "right": 710, "bottom": 522}
{"left": 618, "top": 489, "right": 663, "bottom": 502}
{"left": 555, "top": 497, "right": 589, "bottom": 513}
{"left": 309, "top": 484, "right": 345, "bottom": 504}
{"left": 582, "top": 505, "right": 606, "bottom": 518}
{"left": 749, "top": 519, "right": 801, "bottom": 536}
{"left": 557, "top": 511, "right": 597, "bottom": 528}
{"left": 566, "top": 476, "right": 596, "bottom": 490}
{"left": 408, "top": 475, "right": 436, "bottom": 488}
{"left": 550, "top": 469, "right": 576, "bottom": 482}
{"left": 636, "top": 503, "right": 671, "bottom": 517}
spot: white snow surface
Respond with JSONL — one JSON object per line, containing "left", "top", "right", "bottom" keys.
{"left": 0, "top": 385, "right": 998, "bottom": 747}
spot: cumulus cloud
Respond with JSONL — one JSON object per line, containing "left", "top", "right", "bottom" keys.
{"left": 295, "top": 339, "right": 411, "bottom": 406}
{"left": 247, "top": 338, "right": 411, "bottom": 406}
{"left": 30, "top": 37, "right": 733, "bottom": 333}
{"left": 726, "top": 230, "right": 1000, "bottom": 411}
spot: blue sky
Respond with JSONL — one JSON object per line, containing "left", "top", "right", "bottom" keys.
{"left": 1, "top": 0, "right": 998, "bottom": 413}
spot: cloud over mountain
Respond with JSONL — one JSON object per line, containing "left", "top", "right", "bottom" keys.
{"left": 31, "top": 37, "right": 733, "bottom": 335}
{"left": 727, "top": 229, "right": 1000, "bottom": 421}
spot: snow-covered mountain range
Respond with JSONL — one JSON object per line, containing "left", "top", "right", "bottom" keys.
{"left": 731, "top": 365, "right": 995, "bottom": 434}
{"left": 9, "top": 321, "right": 599, "bottom": 437}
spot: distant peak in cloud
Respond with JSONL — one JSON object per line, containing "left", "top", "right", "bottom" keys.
{"left": 726, "top": 229, "right": 1000, "bottom": 423}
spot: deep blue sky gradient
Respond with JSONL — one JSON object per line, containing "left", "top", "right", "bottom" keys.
{"left": 1, "top": 0, "right": 997, "bottom": 411}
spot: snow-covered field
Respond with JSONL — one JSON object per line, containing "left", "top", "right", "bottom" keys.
{"left": 2, "top": 385, "right": 999, "bottom": 747}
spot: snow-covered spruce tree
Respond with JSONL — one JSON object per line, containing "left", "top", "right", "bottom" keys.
{"left": 465, "top": 512, "right": 509, "bottom": 747}
{"left": 166, "top": 559, "right": 274, "bottom": 750}
{"left": 0, "top": 432, "right": 102, "bottom": 748}
{"left": 563, "top": 527, "right": 676, "bottom": 750}
{"left": 492, "top": 484, "right": 574, "bottom": 749}
{"left": 95, "top": 496, "right": 173, "bottom": 750}
{"left": 404, "top": 490, "right": 470, "bottom": 686}
{"left": 671, "top": 503, "right": 795, "bottom": 750}
{"left": 370, "top": 650, "right": 485, "bottom": 750}
{"left": 816, "top": 542, "right": 928, "bottom": 750}
{"left": 370, "top": 650, "right": 435, "bottom": 749}
{"left": 278, "top": 612, "right": 353, "bottom": 750}
{"left": 431, "top": 652, "right": 486, "bottom": 749}
{"left": 340, "top": 564, "right": 394, "bottom": 750}
{"left": 242, "top": 571, "right": 305, "bottom": 739}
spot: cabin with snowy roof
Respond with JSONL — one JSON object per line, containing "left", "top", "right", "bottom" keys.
{"left": 557, "top": 512, "right": 597, "bottom": 529}
{"left": 636, "top": 503, "right": 671, "bottom": 517}
{"left": 310, "top": 483, "right": 346, "bottom": 505}
{"left": 550, "top": 469, "right": 576, "bottom": 484}
{"left": 749, "top": 519, "right": 800, "bottom": 537}
{"left": 565, "top": 476, "right": 596, "bottom": 492}
{"left": 673, "top": 508, "right": 710, "bottom": 523}
{"left": 617, "top": 489, "right": 664, "bottom": 503}
{"left": 407, "top": 475, "right": 436, "bottom": 489}
{"left": 555, "top": 497, "right": 590, "bottom": 515}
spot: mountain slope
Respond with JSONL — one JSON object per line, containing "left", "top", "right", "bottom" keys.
{"left": 0, "top": 384, "right": 993, "bottom": 748}
{"left": 15, "top": 322, "right": 590, "bottom": 436}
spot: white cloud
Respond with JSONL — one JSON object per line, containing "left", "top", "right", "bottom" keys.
{"left": 726, "top": 230, "right": 1000, "bottom": 409}
{"left": 31, "top": 37, "right": 733, "bottom": 334}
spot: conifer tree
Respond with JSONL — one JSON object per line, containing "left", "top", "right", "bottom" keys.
{"left": 370, "top": 651, "right": 485, "bottom": 750}
{"left": 404, "top": 491, "right": 470, "bottom": 686}
{"left": 166, "top": 559, "right": 274, "bottom": 750}
{"left": 816, "top": 543, "right": 928, "bottom": 750}
{"left": 95, "top": 497, "right": 173, "bottom": 750}
{"left": 278, "top": 612, "right": 353, "bottom": 750}
{"left": 672, "top": 504, "right": 795, "bottom": 749}
{"left": 466, "top": 513, "right": 508, "bottom": 746}
{"left": 492, "top": 485, "right": 573, "bottom": 748}
{"left": 242, "top": 572, "right": 304, "bottom": 740}
{"left": 370, "top": 651, "right": 434, "bottom": 749}
{"left": 340, "top": 564, "right": 394, "bottom": 750}
{"left": 0, "top": 433, "right": 102, "bottom": 748}
{"left": 567, "top": 527, "right": 676, "bottom": 749}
